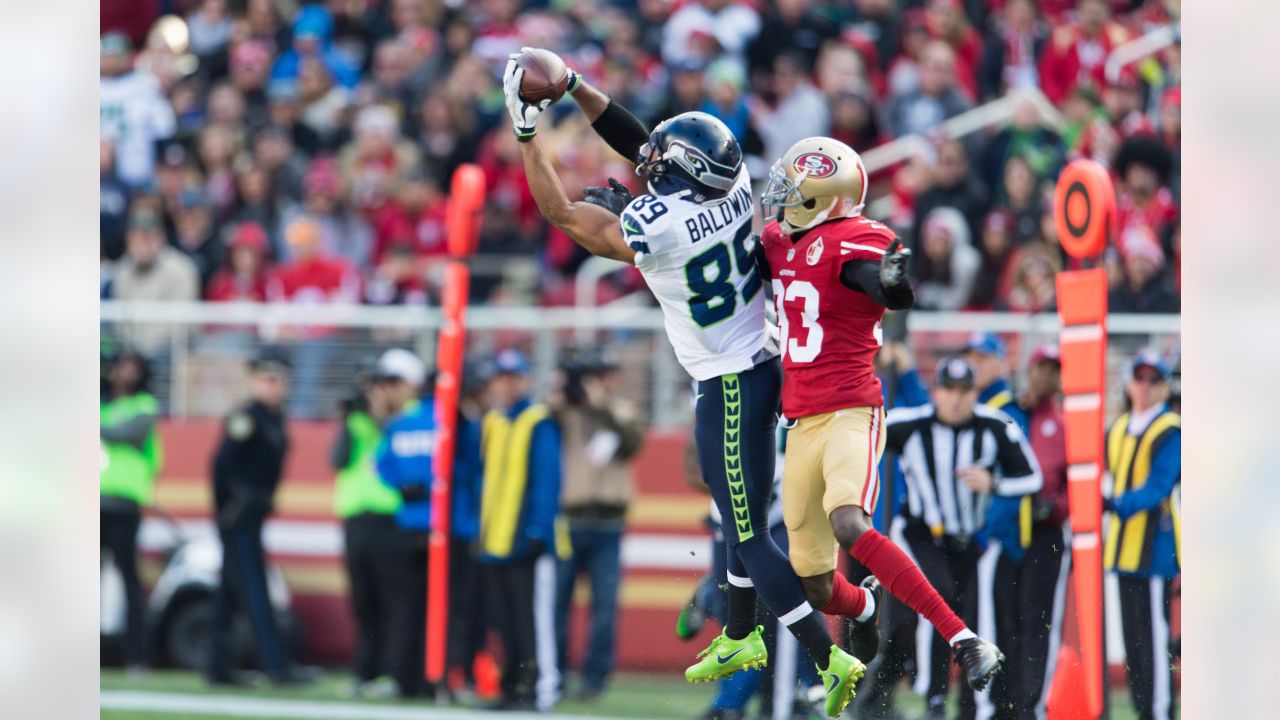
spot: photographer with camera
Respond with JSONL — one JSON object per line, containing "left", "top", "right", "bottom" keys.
{"left": 551, "top": 353, "right": 647, "bottom": 701}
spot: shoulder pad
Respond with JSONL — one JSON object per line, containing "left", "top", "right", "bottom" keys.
{"left": 226, "top": 411, "right": 255, "bottom": 441}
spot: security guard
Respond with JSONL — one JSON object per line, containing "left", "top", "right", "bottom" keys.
{"left": 331, "top": 358, "right": 403, "bottom": 696}
{"left": 100, "top": 350, "right": 163, "bottom": 672}
{"left": 207, "top": 348, "right": 300, "bottom": 686}
{"left": 478, "top": 350, "right": 564, "bottom": 712}
{"left": 1104, "top": 349, "right": 1181, "bottom": 720}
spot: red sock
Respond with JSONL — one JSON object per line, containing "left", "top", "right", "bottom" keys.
{"left": 821, "top": 573, "right": 869, "bottom": 619}
{"left": 849, "top": 530, "right": 968, "bottom": 642}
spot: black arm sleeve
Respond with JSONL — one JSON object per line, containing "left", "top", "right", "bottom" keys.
{"left": 591, "top": 99, "right": 651, "bottom": 163}
{"left": 756, "top": 242, "right": 772, "bottom": 282}
{"left": 839, "top": 259, "right": 916, "bottom": 310}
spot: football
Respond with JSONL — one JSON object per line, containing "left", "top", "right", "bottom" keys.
{"left": 515, "top": 48, "right": 570, "bottom": 105}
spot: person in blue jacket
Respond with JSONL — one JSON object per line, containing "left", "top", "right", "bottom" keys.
{"left": 372, "top": 348, "right": 435, "bottom": 698}
{"left": 476, "top": 350, "right": 563, "bottom": 711}
{"left": 269, "top": 5, "right": 361, "bottom": 90}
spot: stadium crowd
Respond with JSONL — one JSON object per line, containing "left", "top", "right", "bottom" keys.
{"left": 101, "top": 0, "right": 1181, "bottom": 316}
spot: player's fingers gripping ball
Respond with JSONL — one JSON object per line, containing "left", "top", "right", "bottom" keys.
{"left": 502, "top": 57, "right": 552, "bottom": 141}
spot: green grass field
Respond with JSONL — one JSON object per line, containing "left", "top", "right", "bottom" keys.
{"left": 101, "top": 669, "right": 1148, "bottom": 720}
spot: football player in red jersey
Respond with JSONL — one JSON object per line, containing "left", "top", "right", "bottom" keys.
{"left": 759, "top": 137, "right": 1005, "bottom": 691}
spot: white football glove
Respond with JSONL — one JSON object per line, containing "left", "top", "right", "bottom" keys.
{"left": 503, "top": 55, "right": 551, "bottom": 142}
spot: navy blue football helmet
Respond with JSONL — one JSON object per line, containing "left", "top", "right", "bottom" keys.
{"left": 634, "top": 111, "right": 742, "bottom": 204}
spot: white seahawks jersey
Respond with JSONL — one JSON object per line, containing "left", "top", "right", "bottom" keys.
{"left": 622, "top": 168, "right": 773, "bottom": 381}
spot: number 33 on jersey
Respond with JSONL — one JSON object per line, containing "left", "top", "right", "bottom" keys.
{"left": 761, "top": 215, "right": 895, "bottom": 418}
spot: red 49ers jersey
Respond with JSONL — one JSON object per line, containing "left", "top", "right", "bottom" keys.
{"left": 761, "top": 215, "right": 896, "bottom": 418}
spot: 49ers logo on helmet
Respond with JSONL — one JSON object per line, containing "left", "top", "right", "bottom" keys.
{"left": 793, "top": 152, "right": 836, "bottom": 178}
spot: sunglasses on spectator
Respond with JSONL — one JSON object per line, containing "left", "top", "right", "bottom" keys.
{"left": 1131, "top": 369, "right": 1164, "bottom": 384}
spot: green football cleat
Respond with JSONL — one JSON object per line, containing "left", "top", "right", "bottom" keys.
{"left": 684, "top": 626, "right": 768, "bottom": 683}
{"left": 817, "top": 645, "right": 867, "bottom": 718}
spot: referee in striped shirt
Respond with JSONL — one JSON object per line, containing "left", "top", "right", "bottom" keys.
{"left": 882, "top": 356, "right": 1043, "bottom": 720}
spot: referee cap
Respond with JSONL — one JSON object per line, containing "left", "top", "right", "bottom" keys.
{"left": 935, "top": 356, "right": 977, "bottom": 389}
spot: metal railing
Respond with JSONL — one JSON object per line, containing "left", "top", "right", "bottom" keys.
{"left": 101, "top": 300, "right": 1178, "bottom": 427}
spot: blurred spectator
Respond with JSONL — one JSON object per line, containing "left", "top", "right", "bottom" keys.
{"left": 229, "top": 162, "right": 282, "bottom": 246}
{"left": 912, "top": 206, "right": 980, "bottom": 311}
{"left": 652, "top": 58, "right": 708, "bottom": 124}
{"left": 365, "top": 242, "right": 429, "bottom": 307}
{"left": 886, "top": 8, "right": 931, "bottom": 99}
{"left": 662, "top": 0, "right": 761, "bottom": 68}
{"left": 196, "top": 123, "right": 241, "bottom": 215}
{"left": 368, "top": 168, "right": 449, "bottom": 265}
{"left": 753, "top": 52, "right": 831, "bottom": 164}
{"left": 186, "top": 0, "right": 234, "bottom": 59}
{"left": 266, "top": 81, "right": 323, "bottom": 157}
{"left": 281, "top": 158, "right": 374, "bottom": 267}
{"left": 553, "top": 358, "right": 647, "bottom": 700}
{"left": 228, "top": 40, "right": 275, "bottom": 128}
{"left": 846, "top": 0, "right": 900, "bottom": 87}
{"left": 978, "top": 0, "right": 1049, "bottom": 101}
{"left": 1114, "top": 135, "right": 1177, "bottom": 244}
{"left": 1109, "top": 226, "right": 1179, "bottom": 314}
{"left": 1037, "top": 0, "right": 1132, "bottom": 105}
{"left": 969, "top": 209, "right": 1016, "bottom": 310}
{"left": 298, "top": 60, "right": 352, "bottom": 147}
{"left": 267, "top": 218, "right": 361, "bottom": 416}
{"left": 100, "top": 32, "right": 176, "bottom": 188}
{"left": 206, "top": 222, "right": 272, "bottom": 302}
{"left": 472, "top": 0, "right": 525, "bottom": 67}
{"left": 746, "top": 0, "right": 839, "bottom": 79}
{"left": 997, "top": 242, "right": 1062, "bottom": 313}
{"left": 923, "top": 0, "right": 983, "bottom": 100}
{"left": 413, "top": 93, "right": 479, "bottom": 181}
{"left": 912, "top": 139, "right": 988, "bottom": 247}
{"left": 701, "top": 59, "right": 764, "bottom": 157}
{"left": 171, "top": 186, "right": 224, "bottom": 289}
{"left": 101, "top": 140, "right": 132, "bottom": 262}
{"left": 271, "top": 5, "right": 361, "bottom": 89}
{"left": 814, "top": 42, "right": 871, "bottom": 102}
{"left": 995, "top": 153, "right": 1046, "bottom": 245}
{"left": 981, "top": 97, "right": 1065, "bottom": 198}
{"left": 112, "top": 207, "right": 201, "bottom": 354}
{"left": 339, "top": 105, "right": 423, "bottom": 212}
{"left": 828, "top": 89, "right": 884, "bottom": 152}
{"left": 882, "top": 41, "right": 972, "bottom": 140}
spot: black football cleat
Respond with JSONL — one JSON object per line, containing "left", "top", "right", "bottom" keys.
{"left": 843, "top": 575, "right": 883, "bottom": 664}
{"left": 953, "top": 636, "right": 1005, "bottom": 691}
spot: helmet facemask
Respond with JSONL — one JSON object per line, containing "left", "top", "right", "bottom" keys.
{"left": 762, "top": 138, "right": 868, "bottom": 235}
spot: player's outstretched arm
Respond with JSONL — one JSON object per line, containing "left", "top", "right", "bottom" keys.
{"left": 839, "top": 240, "right": 915, "bottom": 310}
{"left": 519, "top": 138, "right": 636, "bottom": 265}
{"left": 504, "top": 57, "right": 637, "bottom": 265}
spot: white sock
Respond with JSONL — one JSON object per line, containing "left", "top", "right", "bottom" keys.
{"left": 949, "top": 628, "right": 977, "bottom": 645}
{"left": 855, "top": 587, "right": 876, "bottom": 623}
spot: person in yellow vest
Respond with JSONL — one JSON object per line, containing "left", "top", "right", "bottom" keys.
{"left": 1103, "top": 349, "right": 1181, "bottom": 720}
{"left": 101, "top": 350, "right": 162, "bottom": 673}
{"left": 478, "top": 350, "right": 564, "bottom": 712}
{"left": 330, "top": 356, "right": 405, "bottom": 697}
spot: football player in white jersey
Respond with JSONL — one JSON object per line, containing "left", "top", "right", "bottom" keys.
{"left": 502, "top": 52, "right": 868, "bottom": 716}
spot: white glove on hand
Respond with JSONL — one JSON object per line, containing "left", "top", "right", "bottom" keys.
{"left": 503, "top": 55, "right": 551, "bottom": 142}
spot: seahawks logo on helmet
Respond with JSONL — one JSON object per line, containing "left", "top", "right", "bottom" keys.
{"left": 666, "top": 141, "right": 737, "bottom": 192}
{"left": 635, "top": 112, "right": 743, "bottom": 203}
